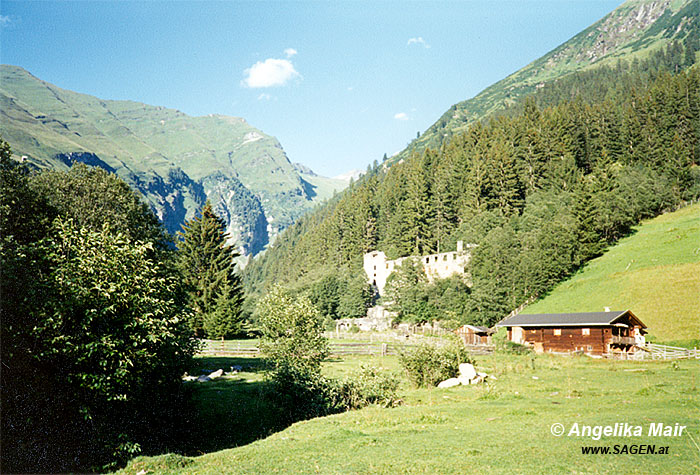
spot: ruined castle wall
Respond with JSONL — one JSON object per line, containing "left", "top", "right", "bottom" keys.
{"left": 364, "top": 242, "right": 476, "bottom": 296}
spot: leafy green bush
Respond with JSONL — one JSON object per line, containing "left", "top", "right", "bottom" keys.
{"left": 502, "top": 340, "right": 533, "bottom": 354}
{"left": 1, "top": 151, "right": 197, "bottom": 473}
{"left": 267, "top": 364, "right": 401, "bottom": 424}
{"left": 399, "top": 341, "right": 474, "bottom": 387}
{"left": 266, "top": 367, "right": 342, "bottom": 424}
{"left": 256, "top": 286, "right": 329, "bottom": 374}
{"left": 339, "top": 365, "right": 401, "bottom": 409}
{"left": 257, "top": 286, "right": 400, "bottom": 422}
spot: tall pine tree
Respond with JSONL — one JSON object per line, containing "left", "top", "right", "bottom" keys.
{"left": 177, "top": 201, "right": 244, "bottom": 338}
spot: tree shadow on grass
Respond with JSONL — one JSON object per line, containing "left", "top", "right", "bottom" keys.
{"left": 175, "top": 356, "right": 291, "bottom": 456}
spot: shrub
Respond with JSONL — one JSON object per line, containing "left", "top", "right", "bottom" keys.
{"left": 256, "top": 286, "right": 329, "bottom": 374}
{"left": 257, "top": 286, "right": 400, "bottom": 423}
{"left": 267, "top": 364, "right": 401, "bottom": 424}
{"left": 2, "top": 218, "right": 197, "bottom": 472}
{"left": 339, "top": 365, "right": 401, "bottom": 409}
{"left": 267, "top": 367, "right": 342, "bottom": 424}
{"left": 502, "top": 340, "right": 532, "bottom": 354}
{"left": 399, "top": 340, "right": 474, "bottom": 387}
{"left": 492, "top": 326, "right": 532, "bottom": 354}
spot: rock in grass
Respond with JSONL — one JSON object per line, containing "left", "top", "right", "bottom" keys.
{"left": 438, "top": 378, "right": 461, "bottom": 388}
{"left": 208, "top": 369, "right": 224, "bottom": 379}
{"left": 459, "top": 363, "right": 477, "bottom": 381}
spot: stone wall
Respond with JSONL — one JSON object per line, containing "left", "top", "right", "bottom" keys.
{"left": 363, "top": 241, "right": 476, "bottom": 296}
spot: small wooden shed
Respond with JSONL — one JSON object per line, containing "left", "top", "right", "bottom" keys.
{"left": 455, "top": 324, "right": 493, "bottom": 345}
{"left": 495, "top": 310, "right": 647, "bottom": 356}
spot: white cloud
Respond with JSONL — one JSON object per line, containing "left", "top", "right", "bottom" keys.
{"left": 407, "top": 37, "right": 430, "bottom": 48}
{"left": 394, "top": 112, "right": 409, "bottom": 121}
{"left": 242, "top": 58, "right": 301, "bottom": 88}
{"left": 257, "top": 93, "right": 272, "bottom": 101}
{"left": 284, "top": 48, "right": 298, "bottom": 58}
{"left": 0, "top": 15, "right": 13, "bottom": 28}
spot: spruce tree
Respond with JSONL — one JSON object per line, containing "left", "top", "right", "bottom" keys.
{"left": 177, "top": 201, "right": 244, "bottom": 338}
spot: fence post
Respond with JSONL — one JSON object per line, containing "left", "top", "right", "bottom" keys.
{"left": 382, "top": 343, "right": 387, "bottom": 356}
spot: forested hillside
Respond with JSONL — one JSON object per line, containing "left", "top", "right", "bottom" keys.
{"left": 395, "top": 0, "right": 699, "bottom": 162}
{"left": 0, "top": 65, "right": 347, "bottom": 256}
{"left": 245, "top": 56, "right": 700, "bottom": 326}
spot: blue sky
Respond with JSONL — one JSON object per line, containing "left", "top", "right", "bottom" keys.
{"left": 1, "top": 1, "right": 621, "bottom": 177}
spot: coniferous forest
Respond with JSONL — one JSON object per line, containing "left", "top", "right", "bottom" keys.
{"left": 245, "top": 56, "right": 700, "bottom": 326}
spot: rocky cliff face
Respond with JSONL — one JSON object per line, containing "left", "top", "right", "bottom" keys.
{"left": 0, "top": 65, "right": 347, "bottom": 257}
{"left": 202, "top": 172, "right": 269, "bottom": 255}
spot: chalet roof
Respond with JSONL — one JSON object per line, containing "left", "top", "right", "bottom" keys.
{"left": 496, "top": 310, "right": 646, "bottom": 329}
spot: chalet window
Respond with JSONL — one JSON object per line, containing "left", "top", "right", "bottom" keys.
{"left": 530, "top": 329, "right": 536, "bottom": 333}
{"left": 553, "top": 329, "right": 561, "bottom": 336}
{"left": 587, "top": 345, "right": 593, "bottom": 351}
{"left": 425, "top": 257, "right": 429, "bottom": 263}
{"left": 582, "top": 328, "right": 590, "bottom": 336}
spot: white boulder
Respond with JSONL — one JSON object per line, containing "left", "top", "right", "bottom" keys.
{"left": 208, "top": 369, "right": 224, "bottom": 380}
{"left": 437, "top": 378, "right": 461, "bottom": 388}
{"left": 459, "top": 363, "right": 477, "bottom": 381}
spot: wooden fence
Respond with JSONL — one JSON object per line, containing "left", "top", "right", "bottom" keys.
{"left": 199, "top": 339, "right": 260, "bottom": 356}
{"left": 198, "top": 339, "right": 495, "bottom": 357}
{"left": 199, "top": 340, "right": 405, "bottom": 357}
{"left": 642, "top": 343, "right": 699, "bottom": 360}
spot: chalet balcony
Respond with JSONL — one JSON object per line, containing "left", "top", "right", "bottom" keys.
{"left": 611, "top": 336, "right": 636, "bottom": 346}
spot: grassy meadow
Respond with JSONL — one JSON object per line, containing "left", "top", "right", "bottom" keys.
{"left": 525, "top": 203, "right": 700, "bottom": 344}
{"left": 121, "top": 352, "right": 699, "bottom": 474}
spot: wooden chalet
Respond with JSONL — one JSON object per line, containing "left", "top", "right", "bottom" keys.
{"left": 455, "top": 324, "right": 493, "bottom": 345}
{"left": 495, "top": 310, "right": 647, "bottom": 356}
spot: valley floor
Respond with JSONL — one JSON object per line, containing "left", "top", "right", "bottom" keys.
{"left": 120, "top": 353, "right": 699, "bottom": 474}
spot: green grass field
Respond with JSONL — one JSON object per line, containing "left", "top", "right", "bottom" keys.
{"left": 120, "top": 353, "right": 699, "bottom": 474}
{"left": 525, "top": 203, "right": 700, "bottom": 343}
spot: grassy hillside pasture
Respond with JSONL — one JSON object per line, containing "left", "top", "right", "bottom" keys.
{"left": 121, "top": 354, "right": 699, "bottom": 474}
{"left": 525, "top": 203, "right": 700, "bottom": 343}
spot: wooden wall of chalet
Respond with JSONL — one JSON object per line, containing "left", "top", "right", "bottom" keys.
{"left": 509, "top": 327, "right": 622, "bottom": 355}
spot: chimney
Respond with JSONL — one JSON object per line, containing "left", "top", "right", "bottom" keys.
{"left": 604, "top": 307, "right": 611, "bottom": 312}
{"left": 457, "top": 240, "right": 463, "bottom": 252}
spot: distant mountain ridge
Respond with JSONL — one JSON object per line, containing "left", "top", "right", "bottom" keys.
{"left": 394, "top": 0, "right": 698, "bottom": 163}
{"left": 0, "top": 65, "right": 347, "bottom": 257}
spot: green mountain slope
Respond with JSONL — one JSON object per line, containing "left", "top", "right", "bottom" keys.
{"left": 524, "top": 203, "right": 700, "bottom": 343}
{"left": 0, "top": 65, "right": 347, "bottom": 256}
{"left": 394, "top": 0, "right": 699, "bottom": 163}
